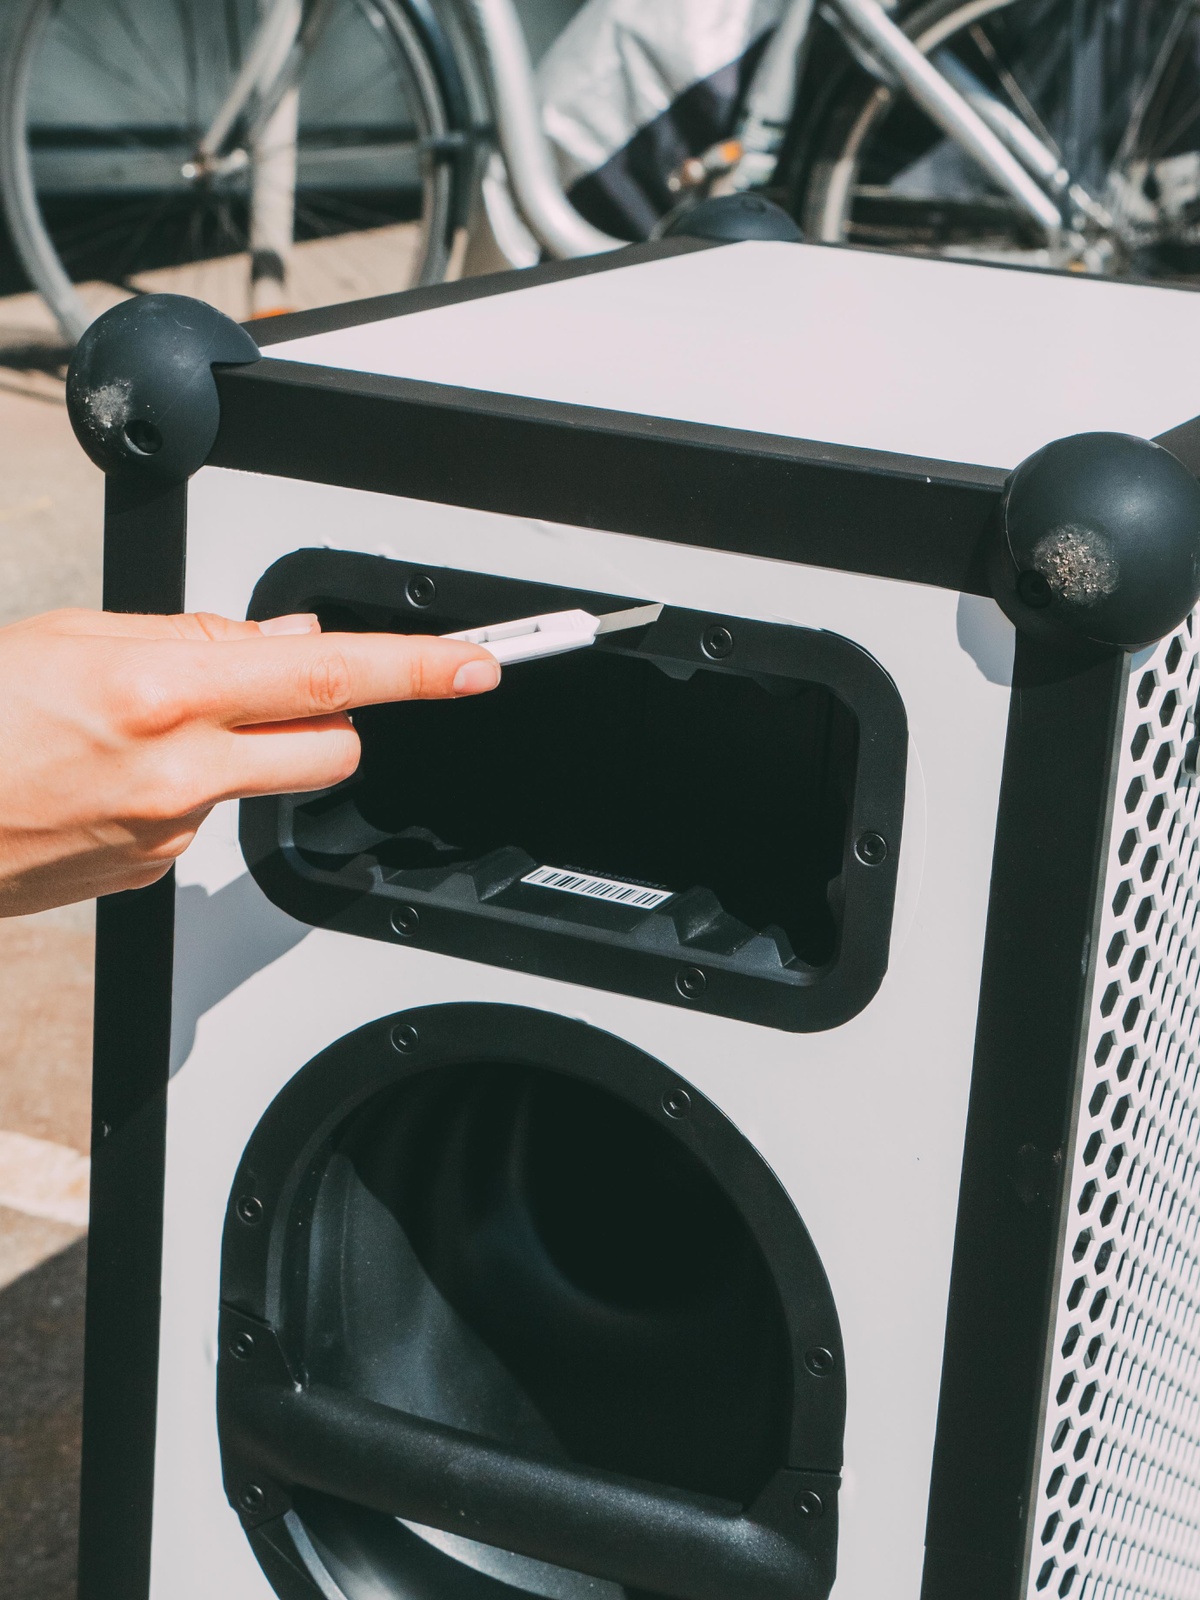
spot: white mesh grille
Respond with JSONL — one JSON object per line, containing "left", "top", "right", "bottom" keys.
{"left": 1026, "top": 616, "right": 1200, "bottom": 1600}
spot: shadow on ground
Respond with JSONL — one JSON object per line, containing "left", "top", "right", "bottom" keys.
{"left": 0, "top": 342, "right": 67, "bottom": 377}
{"left": 0, "top": 212, "right": 67, "bottom": 377}
{"left": 0, "top": 1239, "right": 85, "bottom": 1599}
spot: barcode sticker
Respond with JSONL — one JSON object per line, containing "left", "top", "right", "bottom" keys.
{"left": 521, "top": 865, "right": 673, "bottom": 911}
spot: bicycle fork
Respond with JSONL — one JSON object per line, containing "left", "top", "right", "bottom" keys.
{"left": 188, "top": 0, "right": 306, "bottom": 315}
{"left": 249, "top": 79, "right": 301, "bottom": 316}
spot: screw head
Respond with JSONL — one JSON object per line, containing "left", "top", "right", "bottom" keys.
{"left": 390, "top": 1022, "right": 419, "bottom": 1053}
{"left": 662, "top": 1087, "right": 691, "bottom": 1119}
{"left": 236, "top": 1194, "right": 263, "bottom": 1226}
{"left": 795, "top": 1489, "right": 824, "bottom": 1518}
{"left": 405, "top": 573, "right": 437, "bottom": 608}
{"left": 123, "top": 418, "right": 162, "bottom": 456}
{"left": 676, "top": 967, "right": 707, "bottom": 1000}
{"left": 238, "top": 1484, "right": 266, "bottom": 1515}
{"left": 390, "top": 904, "right": 420, "bottom": 938}
{"left": 804, "top": 1346, "right": 835, "bottom": 1377}
{"left": 1016, "top": 569, "right": 1054, "bottom": 609}
{"left": 854, "top": 832, "right": 888, "bottom": 867}
{"left": 229, "top": 1331, "right": 255, "bottom": 1361}
{"left": 701, "top": 624, "right": 734, "bottom": 660}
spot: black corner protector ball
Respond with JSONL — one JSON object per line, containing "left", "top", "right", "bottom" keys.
{"left": 66, "top": 293, "right": 259, "bottom": 486}
{"left": 991, "top": 431, "right": 1200, "bottom": 650}
{"left": 659, "top": 193, "right": 804, "bottom": 244}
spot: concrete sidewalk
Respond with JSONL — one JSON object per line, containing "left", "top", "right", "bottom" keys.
{"left": 0, "top": 288, "right": 102, "bottom": 1600}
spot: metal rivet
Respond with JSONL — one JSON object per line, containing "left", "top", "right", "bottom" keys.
{"left": 854, "top": 832, "right": 888, "bottom": 867}
{"left": 229, "top": 1331, "right": 255, "bottom": 1361}
{"left": 238, "top": 1484, "right": 266, "bottom": 1515}
{"left": 390, "top": 1022, "right": 419, "bottom": 1053}
{"left": 804, "top": 1346, "right": 835, "bottom": 1377}
{"left": 662, "top": 1087, "right": 691, "bottom": 1119}
{"left": 1017, "top": 569, "right": 1054, "bottom": 609}
{"left": 701, "top": 625, "right": 734, "bottom": 660}
{"left": 795, "top": 1489, "right": 824, "bottom": 1518}
{"left": 236, "top": 1195, "right": 263, "bottom": 1226}
{"left": 405, "top": 574, "right": 436, "bottom": 608}
{"left": 676, "top": 967, "right": 706, "bottom": 1000}
{"left": 391, "top": 904, "right": 420, "bottom": 938}
{"left": 123, "top": 419, "right": 162, "bottom": 456}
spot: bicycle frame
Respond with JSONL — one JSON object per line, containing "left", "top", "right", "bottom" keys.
{"left": 828, "top": 0, "right": 1063, "bottom": 236}
{"left": 478, "top": 0, "right": 1097, "bottom": 253}
{"left": 733, "top": 0, "right": 1069, "bottom": 236}
{"left": 470, "top": 0, "right": 1072, "bottom": 253}
{"left": 19, "top": 0, "right": 1085, "bottom": 334}
{"left": 193, "top": 0, "right": 304, "bottom": 170}
{"left": 206, "top": 0, "right": 1072, "bottom": 272}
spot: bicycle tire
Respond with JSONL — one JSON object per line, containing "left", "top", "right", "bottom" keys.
{"left": 785, "top": 0, "right": 1200, "bottom": 278}
{"left": 0, "top": 0, "right": 472, "bottom": 342}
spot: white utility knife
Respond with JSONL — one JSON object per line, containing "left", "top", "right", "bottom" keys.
{"left": 443, "top": 603, "right": 663, "bottom": 665}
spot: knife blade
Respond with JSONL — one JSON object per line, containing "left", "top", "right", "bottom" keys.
{"left": 443, "top": 603, "right": 663, "bottom": 665}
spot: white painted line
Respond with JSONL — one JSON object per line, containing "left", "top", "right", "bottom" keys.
{"left": 0, "top": 1129, "right": 89, "bottom": 1227}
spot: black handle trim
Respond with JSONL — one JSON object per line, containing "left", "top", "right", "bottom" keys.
{"left": 219, "top": 1315, "right": 835, "bottom": 1600}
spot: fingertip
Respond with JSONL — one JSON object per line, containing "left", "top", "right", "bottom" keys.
{"left": 452, "top": 657, "right": 502, "bottom": 696}
{"left": 259, "top": 612, "right": 322, "bottom": 637}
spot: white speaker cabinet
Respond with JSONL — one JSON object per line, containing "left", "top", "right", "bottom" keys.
{"left": 66, "top": 237, "right": 1200, "bottom": 1600}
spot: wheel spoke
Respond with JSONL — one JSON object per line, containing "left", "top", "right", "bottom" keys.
{"left": 965, "top": 19, "right": 1062, "bottom": 161}
{"left": 212, "top": 192, "right": 245, "bottom": 254}
{"left": 305, "top": 59, "right": 412, "bottom": 115}
{"left": 52, "top": 195, "right": 180, "bottom": 275}
{"left": 797, "top": 0, "right": 1200, "bottom": 275}
{"left": 1113, "top": 2, "right": 1198, "bottom": 168}
{"left": 1140, "top": 39, "right": 1200, "bottom": 162}
{"left": 183, "top": 193, "right": 206, "bottom": 266}
{"left": 56, "top": 13, "right": 181, "bottom": 121}
{"left": 109, "top": 0, "right": 187, "bottom": 113}
{"left": 223, "top": 0, "right": 245, "bottom": 75}
{"left": 104, "top": 192, "right": 192, "bottom": 282}
{"left": 294, "top": 193, "right": 410, "bottom": 236}
{"left": 170, "top": 0, "right": 202, "bottom": 133}
{"left": 8, "top": 0, "right": 453, "bottom": 327}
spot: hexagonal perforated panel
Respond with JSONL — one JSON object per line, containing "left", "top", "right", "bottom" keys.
{"left": 1026, "top": 617, "right": 1200, "bottom": 1599}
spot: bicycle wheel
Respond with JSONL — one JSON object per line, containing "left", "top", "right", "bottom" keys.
{"left": 787, "top": 0, "right": 1200, "bottom": 278}
{"left": 0, "top": 0, "right": 471, "bottom": 342}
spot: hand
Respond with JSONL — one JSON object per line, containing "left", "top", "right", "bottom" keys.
{"left": 0, "top": 607, "right": 500, "bottom": 916}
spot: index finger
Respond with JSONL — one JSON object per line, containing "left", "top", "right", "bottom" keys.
{"left": 30, "top": 608, "right": 319, "bottom": 643}
{"left": 175, "top": 630, "right": 501, "bottom": 727}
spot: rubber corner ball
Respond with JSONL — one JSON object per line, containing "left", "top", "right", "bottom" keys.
{"left": 659, "top": 193, "right": 804, "bottom": 245}
{"left": 990, "top": 431, "right": 1200, "bottom": 651}
{"left": 66, "top": 294, "right": 260, "bottom": 486}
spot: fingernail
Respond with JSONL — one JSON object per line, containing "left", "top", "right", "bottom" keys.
{"left": 259, "top": 612, "right": 320, "bottom": 636}
{"left": 453, "top": 659, "right": 501, "bottom": 695}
